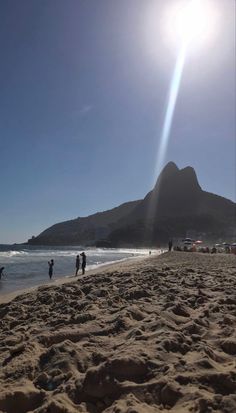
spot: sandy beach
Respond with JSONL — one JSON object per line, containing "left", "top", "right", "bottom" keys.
{"left": 0, "top": 252, "right": 236, "bottom": 413}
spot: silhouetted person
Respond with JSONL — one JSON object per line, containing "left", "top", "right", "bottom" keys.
{"left": 48, "top": 259, "right": 54, "bottom": 279}
{"left": 80, "top": 252, "right": 86, "bottom": 275}
{"left": 0, "top": 267, "right": 5, "bottom": 280}
{"left": 75, "top": 254, "right": 80, "bottom": 276}
{"left": 168, "top": 240, "right": 173, "bottom": 252}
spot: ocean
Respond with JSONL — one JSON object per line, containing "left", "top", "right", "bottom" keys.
{"left": 0, "top": 245, "right": 160, "bottom": 296}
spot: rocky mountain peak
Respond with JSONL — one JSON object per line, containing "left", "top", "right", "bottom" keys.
{"left": 154, "top": 162, "right": 201, "bottom": 193}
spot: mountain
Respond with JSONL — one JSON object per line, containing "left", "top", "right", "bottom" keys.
{"left": 28, "top": 162, "right": 236, "bottom": 246}
{"left": 28, "top": 200, "right": 141, "bottom": 246}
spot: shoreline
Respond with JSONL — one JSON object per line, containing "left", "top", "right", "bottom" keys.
{"left": 0, "top": 254, "right": 149, "bottom": 304}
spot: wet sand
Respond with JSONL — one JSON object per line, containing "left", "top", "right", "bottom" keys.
{"left": 0, "top": 252, "right": 236, "bottom": 412}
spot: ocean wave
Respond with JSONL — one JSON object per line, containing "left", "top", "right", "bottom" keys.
{"left": 0, "top": 251, "right": 29, "bottom": 258}
{"left": 0, "top": 247, "right": 158, "bottom": 260}
{"left": 0, "top": 248, "right": 163, "bottom": 296}
{"left": 0, "top": 249, "right": 82, "bottom": 259}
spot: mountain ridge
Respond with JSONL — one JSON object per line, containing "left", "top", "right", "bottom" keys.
{"left": 28, "top": 162, "right": 236, "bottom": 246}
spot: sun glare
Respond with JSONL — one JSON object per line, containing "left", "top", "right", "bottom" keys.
{"left": 145, "top": 0, "right": 220, "bottom": 200}
{"left": 165, "top": 0, "right": 218, "bottom": 50}
{"left": 175, "top": 1, "right": 210, "bottom": 43}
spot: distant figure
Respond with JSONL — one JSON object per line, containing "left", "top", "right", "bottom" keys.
{"left": 75, "top": 254, "right": 80, "bottom": 276}
{"left": 168, "top": 240, "right": 173, "bottom": 252}
{"left": 80, "top": 252, "right": 86, "bottom": 275}
{"left": 48, "top": 259, "right": 54, "bottom": 279}
{"left": 0, "top": 267, "right": 5, "bottom": 280}
{"left": 149, "top": 251, "right": 151, "bottom": 255}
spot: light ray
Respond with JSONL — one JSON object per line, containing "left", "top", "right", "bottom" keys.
{"left": 144, "top": 0, "right": 219, "bottom": 243}
{"left": 153, "top": 0, "right": 217, "bottom": 180}
{"left": 154, "top": 43, "right": 187, "bottom": 179}
{"left": 145, "top": 42, "right": 187, "bottom": 241}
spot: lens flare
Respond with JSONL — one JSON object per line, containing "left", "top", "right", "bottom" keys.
{"left": 153, "top": 0, "right": 219, "bottom": 181}
{"left": 146, "top": 0, "right": 219, "bottom": 229}
{"left": 146, "top": 43, "right": 187, "bottom": 226}
{"left": 154, "top": 44, "right": 187, "bottom": 178}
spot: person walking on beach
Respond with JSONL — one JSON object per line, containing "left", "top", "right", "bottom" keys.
{"left": 168, "top": 240, "right": 173, "bottom": 252}
{"left": 80, "top": 252, "right": 86, "bottom": 275}
{"left": 0, "top": 267, "right": 5, "bottom": 280}
{"left": 75, "top": 254, "right": 80, "bottom": 276}
{"left": 48, "top": 259, "right": 54, "bottom": 279}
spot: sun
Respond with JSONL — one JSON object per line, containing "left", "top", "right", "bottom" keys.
{"left": 164, "top": 0, "right": 219, "bottom": 50}
{"left": 174, "top": 0, "right": 211, "bottom": 44}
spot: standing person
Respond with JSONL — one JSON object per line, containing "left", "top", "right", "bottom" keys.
{"left": 168, "top": 240, "right": 173, "bottom": 252}
{"left": 80, "top": 252, "right": 86, "bottom": 275}
{"left": 75, "top": 254, "right": 80, "bottom": 276}
{"left": 48, "top": 259, "right": 54, "bottom": 279}
{"left": 0, "top": 267, "right": 5, "bottom": 280}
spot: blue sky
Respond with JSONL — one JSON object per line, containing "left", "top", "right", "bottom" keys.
{"left": 0, "top": 0, "right": 235, "bottom": 243}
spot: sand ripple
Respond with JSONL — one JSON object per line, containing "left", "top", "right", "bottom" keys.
{"left": 0, "top": 252, "right": 236, "bottom": 412}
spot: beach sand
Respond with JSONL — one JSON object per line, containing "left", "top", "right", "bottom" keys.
{"left": 0, "top": 252, "right": 236, "bottom": 413}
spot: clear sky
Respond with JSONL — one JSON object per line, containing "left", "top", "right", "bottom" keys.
{"left": 0, "top": 0, "right": 235, "bottom": 243}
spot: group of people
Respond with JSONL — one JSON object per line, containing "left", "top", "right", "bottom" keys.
{"left": 0, "top": 252, "right": 86, "bottom": 280}
{"left": 48, "top": 252, "right": 87, "bottom": 279}
{"left": 0, "top": 253, "right": 87, "bottom": 283}
{"left": 75, "top": 252, "right": 86, "bottom": 276}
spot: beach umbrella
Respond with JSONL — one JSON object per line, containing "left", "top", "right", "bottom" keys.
{"left": 184, "top": 241, "right": 192, "bottom": 245}
{"left": 182, "top": 238, "right": 194, "bottom": 243}
{"left": 195, "top": 240, "right": 202, "bottom": 244}
{"left": 231, "top": 243, "right": 236, "bottom": 246}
